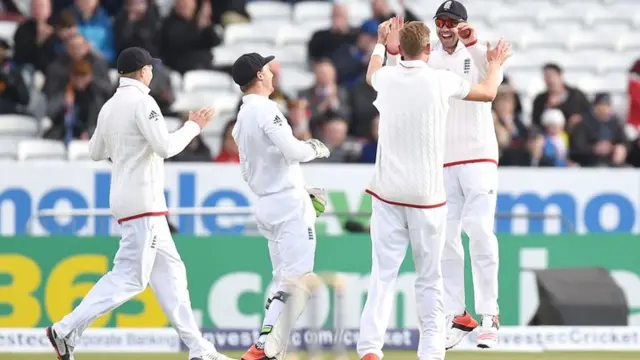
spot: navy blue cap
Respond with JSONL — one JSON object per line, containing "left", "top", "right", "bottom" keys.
{"left": 232, "top": 53, "right": 275, "bottom": 87}
{"left": 117, "top": 47, "right": 161, "bottom": 74}
{"left": 434, "top": 0, "right": 468, "bottom": 21}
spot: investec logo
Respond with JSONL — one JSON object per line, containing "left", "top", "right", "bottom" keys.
{"left": 519, "top": 248, "right": 640, "bottom": 325}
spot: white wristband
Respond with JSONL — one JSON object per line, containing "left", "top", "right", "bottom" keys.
{"left": 371, "top": 43, "right": 386, "bottom": 60}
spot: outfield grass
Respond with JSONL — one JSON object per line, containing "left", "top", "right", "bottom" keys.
{"left": 4, "top": 351, "right": 640, "bottom": 360}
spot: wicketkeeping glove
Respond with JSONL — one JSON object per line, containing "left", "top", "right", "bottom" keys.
{"left": 306, "top": 139, "right": 330, "bottom": 159}
{"left": 307, "top": 187, "right": 327, "bottom": 217}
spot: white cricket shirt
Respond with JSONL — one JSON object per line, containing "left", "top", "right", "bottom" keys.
{"left": 367, "top": 60, "right": 471, "bottom": 208}
{"left": 233, "top": 94, "right": 318, "bottom": 197}
{"left": 428, "top": 40, "right": 503, "bottom": 166}
{"left": 88, "top": 77, "right": 201, "bottom": 223}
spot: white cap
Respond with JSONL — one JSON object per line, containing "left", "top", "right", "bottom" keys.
{"left": 541, "top": 108, "right": 565, "bottom": 127}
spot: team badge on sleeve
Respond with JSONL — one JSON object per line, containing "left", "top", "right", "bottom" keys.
{"left": 273, "top": 115, "right": 283, "bottom": 126}
{"left": 149, "top": 110, "right": 159, "bottom": 121}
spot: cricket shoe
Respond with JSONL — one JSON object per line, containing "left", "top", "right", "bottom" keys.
{"left": 45, "top": 326, "right": 74, "bottom": 360}
{"left": 241, "top": 344, "right": 274, "bottom": 360}
{"left": 361, "top": 353, "right": 381, "bottom": 360}
{"left": 445, "top": 310, "right": 478, "bottom": 350}
{"left": 193, "top": 352, "right": 239, "bottom": 360}
{"left": 477, "top": 315, "right": 500, "bottom": 349}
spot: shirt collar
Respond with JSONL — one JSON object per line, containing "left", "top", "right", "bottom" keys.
{"left": 118, "top": 77, "right": 150, "bottom": 94}
{"left": 399, "top": 60, "right": 429, "bottom": 69}
{"left": 434, "top": 39, "right": 466, "bottom": 54}
{"left": 242, "top": 93, "right": 270, "bottom": 104}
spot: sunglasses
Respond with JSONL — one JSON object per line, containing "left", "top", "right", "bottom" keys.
{"left": 435, "top": 18, "right": 459, "bottom": 29}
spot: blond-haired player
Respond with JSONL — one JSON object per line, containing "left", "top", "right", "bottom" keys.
{"left": 386, "top": 0, "right": 507, "bottom": 349}
{"left": 357, "top": 18, "right": 511, "bottom": 360}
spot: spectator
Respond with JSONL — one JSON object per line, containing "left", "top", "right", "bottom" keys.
{"left": 307, "top": 3, "right": 357, "bottom": 63}
{"left": 114, "top": 0, "right": 162, "bottom": 57}
{"left": 44, "top": 34, "right": 112, "bottom": 105}
{"left": 371, "top": 0, "right": 420, "bottom": 23}
{"left": 12, "top": 0, "right": 57, "bottom": 73}
{"left": 287, "top": 99, "right": 312, "bottom": 140}
{"left": 0, "top": 39, "right": 30, "bottom": 114}
{"left": 531, "top": 63, "right": 590, "bottom": 130}
{"left": 299, "top": 60, "right": 350, "bottom": 128}
{"left": 501, "top": 75, "right": 523, "bottom": 116}
{"left": 213, "top": 0, "right": 250, "bottom": 26}
{"left": 348, "top": 77, "right": 377, "bottom": 138}
{"left": 72, "top": 0, "right": 116, "bottom": 64}
{"left": 160, "top": 0, "right": 222, "bottom": 74}
{"left": 316, "top": 116, "right": 358, "bottom": 162}
{"left": 500, "top": 126, "right": 555, "bottom": 167}
{"left": 493, "top": 84, "right": 527, "bottom": 148}
{"left": 493, "top": 111, "right": 511, "bottom": 160}
{"left": 358, "top": 115, "right": 378, "bottom": 163}
{"left": 570, "top": 93, "right": 628, "bottom": 167}
{"left": 214, "top": 120, "right": 239, "bottom": 162}
{"left": 51, "top": 9, "right": 80, "bottom": 56}
{"left": 628, "top": 59, "right": 640, "bottom": 128}
{"left": 171, "top": 121, "right": 213, "bottom": 162}
{"left": 44, "top": 60, "right": 108, "bottom": 142}
{"left": 540, "top": 109, "right": 569, "bottom": 167}
{"left": 332, "top": 19, "right": 378, "bottom": 87}
{"left": 148, "top": 63, "right": 176, "bottom": 115}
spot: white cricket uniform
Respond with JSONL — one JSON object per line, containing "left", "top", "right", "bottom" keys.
{"left": 429, "top": 40, "right": 502, "bottom": 318}
{"left": 52, "top": 77, "right": 215, "bottom": 359}
{"left": 232, "top": 94, "right": 319, "bottom": 286}
{"left": 357, "top": 60, "right": 471, "bottom": 360}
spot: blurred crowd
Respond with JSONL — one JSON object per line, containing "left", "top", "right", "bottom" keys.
{"left": 0, "top": 0, "right": 639, "bottom": 167}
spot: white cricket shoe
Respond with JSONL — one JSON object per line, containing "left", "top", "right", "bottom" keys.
{"left": 445, "top": 310, "right": 478, "bottom": 350}
{"left": 476, "top": 315, "right": 500, "bottom": 349}
{"left": 193, "top": 352, "right": 238, "bottom": 360}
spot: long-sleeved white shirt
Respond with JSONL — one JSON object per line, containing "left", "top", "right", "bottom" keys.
{"left": 88, "top": 77, "right": 201, "bottom": 222}
{"left": 232, "top": 94, "right": 318, "bottom": 197}
{"left": 367, "top": 60, "right": 471, "bottom": 207}
{"left": 388, "top": 40, "right": 503, "bottom": 166}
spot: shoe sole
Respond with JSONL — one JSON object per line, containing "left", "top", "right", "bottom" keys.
{"left": 477, "top": 333, "right": 498, "bottom": 349}
{"left": 445, "top": 327, "right": 475, "bottom": 350}
{"left": 45, "top": 327, "right": 63, "bottom": 360}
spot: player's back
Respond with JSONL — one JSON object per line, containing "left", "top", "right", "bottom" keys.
{"left": 367, "top": 61, "right": 470, "bottom": 207}
{"left": 96, "top": 80, "right": 167, "bottom": 220}
{"left": 233, "top": 94, "right": 305, "bottom": 196}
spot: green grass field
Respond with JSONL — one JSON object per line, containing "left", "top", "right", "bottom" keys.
{"left": 4, "top": 351, "right": 640, "bottom": 360}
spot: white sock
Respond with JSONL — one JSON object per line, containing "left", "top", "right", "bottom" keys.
{"left": 257, "top": 298, "right": 286, "bottom": 345}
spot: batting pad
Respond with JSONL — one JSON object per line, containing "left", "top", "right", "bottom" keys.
{"left": 264, "top": 272, "right": 320, "bottom": 359}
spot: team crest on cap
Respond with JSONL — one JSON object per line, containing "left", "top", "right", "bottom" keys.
{"left": 444, "top": 1, "right": 452, "bottom": 10}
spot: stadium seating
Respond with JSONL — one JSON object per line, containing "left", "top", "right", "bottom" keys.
{"left": 0, "top": 115, "right": 39, "bottom": 138}
{"left": 67, "top": 140, "right": 90, "bottom": 161}
{"left": 17, "top": 139, "right": 66, "bottom": 161}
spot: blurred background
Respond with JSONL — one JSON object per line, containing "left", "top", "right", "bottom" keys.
{"left": 0, "top": 0, "right": 639, "bottom": 357}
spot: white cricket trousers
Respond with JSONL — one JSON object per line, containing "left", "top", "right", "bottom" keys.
{"left": 255, "top": 188, "right": 317, "bottom": 290}
{"left": 358, "top": 198, "right": 447, "bottom": 360}
{"left": 442, "top": 162, "right": 499, "bottom": 317}
{"left": 53, "top": 215, "right": 213, "bottom": 358}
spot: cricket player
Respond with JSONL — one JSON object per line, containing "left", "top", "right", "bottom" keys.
{"left": 385, "top": 0, "right": 505, "bottom": 349}
{"left": 229, "top": 52, "right": 331, "bottom": 360}
{"left": 45, "top": 47, "right": 234, "bottom": 360}
{"left": 358, "top": 18, "right": 510, "bottom": 360}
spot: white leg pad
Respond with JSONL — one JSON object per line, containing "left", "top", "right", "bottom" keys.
{"left": 264, "top": 273, "right": 320, "bottom": 359}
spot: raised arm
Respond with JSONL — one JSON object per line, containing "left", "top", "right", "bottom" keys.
{"left": 454, "top": 23, "right": 504, "bottom": 82}
{"left": 463, "top": 39, "right": 512, "bottom": 102}
{"left": 384, "top": 17, "right": 403, "bottom": 67}
{"left": 261, "top": 110, "right": 329, "bottom": 163}
{"left": 366, "top": 19, "right": 394, "bottom": 86}
{"left": 135, "top": 98, "right": 209, "bottom": 159}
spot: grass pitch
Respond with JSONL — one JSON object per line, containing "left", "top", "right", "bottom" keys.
{"left": 4, "top": 351, "right": 640, "bottom": 360}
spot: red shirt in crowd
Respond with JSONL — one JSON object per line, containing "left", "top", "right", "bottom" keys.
{"left": 628, "top": 60, "right": 640, "bottom": 128}
{"left": 214, "top": 151, "right": 240, "bottom": 163}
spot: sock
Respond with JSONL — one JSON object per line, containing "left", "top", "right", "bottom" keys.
{"left": 257, "top": 297, "right": 286, "bottom": 346}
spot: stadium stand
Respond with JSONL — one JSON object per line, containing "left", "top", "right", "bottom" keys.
{"left": 0, "top": 0, "right": 637, "bottom": 167}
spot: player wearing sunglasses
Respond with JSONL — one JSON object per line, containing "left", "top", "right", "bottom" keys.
{"left": 385, "top": 0, "right": 505, "bottom": 352}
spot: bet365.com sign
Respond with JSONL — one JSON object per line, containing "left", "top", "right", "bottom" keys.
{"left": 0, "top": 164, "right": 638, "bottom": 235}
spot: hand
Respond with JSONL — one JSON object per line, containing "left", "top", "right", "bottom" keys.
{"left": 594, "top": 140, "right": 612, "bottom": 155}
{"left": 377, "top": 19, "right": 392, "bottom": 45}
{"left": 197, "top": 1, "right": 212, "bottom": 28}
{"left": 189, "top": 107, "right": 215, "bottom": 129}
{"left": 546, "top": 94, "right": 561, "bottom": 107}
{"left": 79, "top": 132, "right": 89, "bottom": 140}
{"left": 306, "top": 138, "right": 330, "bottom": 158}
{"left": 386, "top": 16, "right": 404, "bottom": 54}
{"left": 452, "top": 22, "right": 477, "bottom": 45}
{"left": 486, "top": 38, "right": 512, "bottom": 66}
{"left": 307, "top": 187, "right": 327, "bottom": 217}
